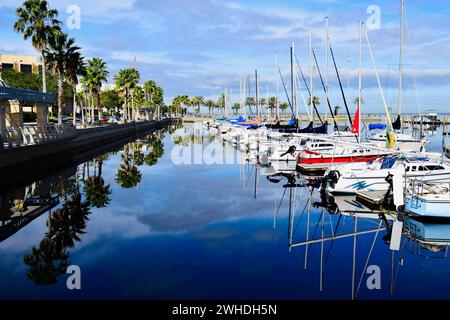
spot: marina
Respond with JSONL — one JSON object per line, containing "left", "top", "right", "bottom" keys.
{"left": 0, "top": 0, "right": 449, "bottom": 304}
{"left": 2, "top": 123, "right": 450, "bottom": 299}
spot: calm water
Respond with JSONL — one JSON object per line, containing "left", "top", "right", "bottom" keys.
{"left": 1, "top": 124, "right": 449, "bottom": 300}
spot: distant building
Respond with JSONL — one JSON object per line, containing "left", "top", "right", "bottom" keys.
{"left": 0, "top": 54, "right": 39, "bottom": 74}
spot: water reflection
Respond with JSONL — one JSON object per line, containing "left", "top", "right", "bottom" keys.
{"left": 0, "top": 127, "right": 171, "bottom": 287}
{"left": 1, "top": 123, "right": 450, "bottom": 299}
{"left": 24, "top": 178, "right": 90, "bottom": 285}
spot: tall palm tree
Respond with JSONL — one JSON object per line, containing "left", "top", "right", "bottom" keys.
{"left": 84, "top": 58, "right": 109, "bottom": 123}
{"left": 114, "top": 68, "right": 140, "bottom": 122}
{"left": 334, "top": 105, "right": 341, "bottom": 116}
{"left": 65, "top": 49, "right": 86, "bottom": 126}
{"left": 143, "top": 80, "right": 164, "bottom": 119}
{"left": 308, "top": 96, "right": 320, "bottom": 107}
{"left": 191, "top": 96, "right": 204, "bottom": 115}
{"left": 205, "top": 100, "right": 215, "bottom": 118}
{"left": 45, "top": 32, "right": 83, "bottom": 124}
{"left": 14, "top": 0, "right": 61, "bottom": 93}
{"left": 269, "top": 97, "right": 277, "bottom": 112}
{"left": 232, "top": 103, "right": 240, "bottom": 115}
{"left": 280, "top": 102, "right": 289, "bottom": 116}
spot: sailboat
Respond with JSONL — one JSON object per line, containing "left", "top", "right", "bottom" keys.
{"left": 367, "top": 0, "right": 427, "bottom": 152}
{"left": 325, "top": 155, "right": 450, "bottom": 195}
{"left": 404, "top": 180, "right": 450, "bottom": 218}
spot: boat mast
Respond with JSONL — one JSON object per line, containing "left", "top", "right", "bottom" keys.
{"left": 398, "top": 0, "right": 405, "bottom": 117}
{"left": 358, "top": 20, "right": 363, "bottom": 142}
{"left": 239, "top": 78, "right": 243, "bottom": 117}
{"left": 225, "top": 88, "right": 228, "bottom": 118}
{"left": 276, "top": 51, "right": 280, "bottom": 119}
{"left": 325, "top": 16, "right": 329, "bottom": 120}
{"left": 266, "top": 84, "right": 270, "bottom": 121}
{"left": 291, "top": 42, "right": 296, "bottom": 119}
{"left": 255, "top": 70, "right": 259, "bottom": 118}
{"left": 309, "top": 30, "right": 314, "bottom": 122}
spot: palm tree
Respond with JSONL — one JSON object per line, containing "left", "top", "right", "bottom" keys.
{"left": 14, "top": 0, "right": 61, "bottom": 93}
{"left": 280, "top": 102, "right": 289, "bottom": 116}
{"left": 205, "top": 100, "right": 215, "bottom": 118}
{"left": 45, "top": 32, "right": 83, "bottom": 124}
{"left": 65, "top": 47, "right": 86, "bottom": 126}
{"left": 308, "top": 96, "right": 320, "bottom": 107}
{"left": 84, "top": 58, "right": 109, "bottom": 123}
{"left": 232, "top": 103, "right": 240, "bottom": 115}
{"left": 334, "top": 105, "right": 341, "bottom": 116}
{"left": 171, "top": 95, "right": 190, "bottom": 116}
{"left": 268, "top": 96, "right": 277, "bottom": 112}
{"left": 143, "top": 80, "right": 164, "bottom": 119}
{"left": 114, "top": 68, "right": 140, "bottom": 122}
{"left": 191, "top": 96, "right": 205, "bottom": 115}
{"left": 354, "top": 97, "right": 364, "bottom": 107}
{"left": 245, "top": 97, "right": 255, "bottom": 115}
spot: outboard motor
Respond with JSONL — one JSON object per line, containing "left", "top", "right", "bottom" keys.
{"left": 382, "top": 172, "right": 394, "bottom": 209}
{"left": 280, "top": 145, "right": 297, "bottom": 158}
{"left": 319, "top": 170, "right": 340, "bottom": 192}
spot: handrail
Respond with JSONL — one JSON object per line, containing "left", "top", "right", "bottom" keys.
{"left": 0, "top": 87, "right": 55, "bottom": 103}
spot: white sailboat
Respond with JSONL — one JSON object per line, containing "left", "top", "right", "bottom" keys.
{"left": 367, "top": 0, "right": 427, "bottom": 152}
{"left": 325, "top": 155, "right": 450, "bottom": 195}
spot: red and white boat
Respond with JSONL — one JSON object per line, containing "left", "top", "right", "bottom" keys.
{"left": 296, "top": 106, "right": 392, "bottom": 175}
{"left": 296, "top": 145, "right": 392, "bottom": 175}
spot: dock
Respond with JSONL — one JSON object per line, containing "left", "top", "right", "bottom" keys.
{"left": 355, "top": 190, "right": 387, "bottom": 209}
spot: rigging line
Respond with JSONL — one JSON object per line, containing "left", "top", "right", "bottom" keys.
{"left": 276, "top": 187, "right": 288, "bottom": 219}
{"left": 278, "top": 66, "right": 294, "bottom": 114}
{"left": 295, "top": 55, "right": 323, "bottom": 124}
{"left": 324, "top": 214, "right": 342, "bottom": 266}
{"left": 244, "top": 163, "right": 254, "bottom": 190}
{"left": 404, "top": 10, "right": 422, "bottom": 116}
{"left": 293, "top": 197, "right": 309, "bottom": 235}
{"left": 307, "top": 210, "right": 324, "bottom": 254}
{"left": 356, "top": 220, "right": 383, "bottom": 296}
{"left": 297, "top": 74, "right": 312, "bottom": 121}
{"left": 312, "top": 48, "right": 339, "bottom": 132}
{"left": 295, "top": 187, "right": 314, "bottom": 235}
{"left": 329, "top": 42, "right": 353, "bottom": 126}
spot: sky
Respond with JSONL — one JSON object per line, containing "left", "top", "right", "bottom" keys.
{"left": 0, "top": 0, "right": 449, "bottom": 113}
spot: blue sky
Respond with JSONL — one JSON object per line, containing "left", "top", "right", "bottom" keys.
{"left": 1, "top": 0, "right": 449, "bottom": 113}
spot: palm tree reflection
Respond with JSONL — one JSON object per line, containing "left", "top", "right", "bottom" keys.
{"left": 116, "top": 145, "right": 142, "bottom": 189}
{"left": 83, "top": 156, "right": 111, "bottom": 208}
{"left": 24, "top": 178, "right": 91, "bottom": 286}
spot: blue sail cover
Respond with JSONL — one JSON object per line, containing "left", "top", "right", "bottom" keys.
{"left": 287, "top": 117, "right": 295, "bottom": 126}
{"left": 229, "top": 116, "right": 246, "bottom": 123}
{"left": 369, "top": 123, "right": 387, "bottom": 131}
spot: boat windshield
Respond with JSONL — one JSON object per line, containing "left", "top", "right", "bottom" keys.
{"left": 381, "top": 157, "right": 397, "bottom": 169}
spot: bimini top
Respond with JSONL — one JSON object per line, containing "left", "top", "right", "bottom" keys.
{"left": 368, "top": 123, "right": 387, "bottom": 131}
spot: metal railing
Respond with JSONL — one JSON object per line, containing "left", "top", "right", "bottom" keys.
{"left": 1, "top": 123, "right": 77, "bottom": 149}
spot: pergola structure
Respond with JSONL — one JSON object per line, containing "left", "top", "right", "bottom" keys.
{"left": 0, "top": 84, "right": 55, "bottom": 148}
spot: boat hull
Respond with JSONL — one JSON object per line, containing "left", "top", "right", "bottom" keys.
{"left": 297, "top": 154, "right": 383, "bottom": 175}
{"left": 328, "top": 172, "right": 450, "bottom": 195}
{"left": 406, "top": 196, "right": 450, "bottom": 218}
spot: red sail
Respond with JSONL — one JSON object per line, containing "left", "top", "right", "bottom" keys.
{"left": 351, "top": 106, "right": 360, "bottom": 134}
